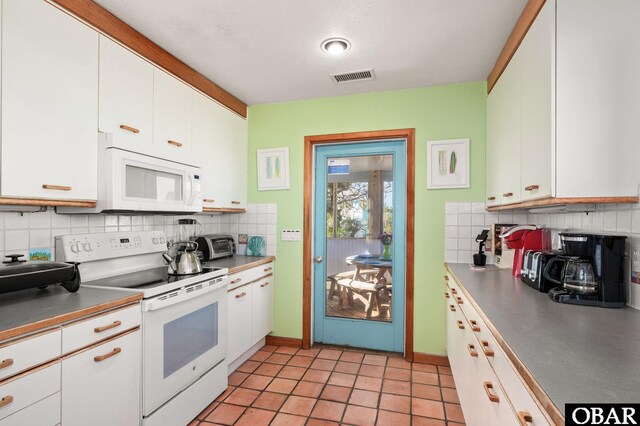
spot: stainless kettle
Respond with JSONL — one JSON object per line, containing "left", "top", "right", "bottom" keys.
{"left": 162, "top": 241, "right": 203, "bottom": 275}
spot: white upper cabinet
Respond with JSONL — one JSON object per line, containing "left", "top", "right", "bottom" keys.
{"left": 221, "top": 112, "right": 248, "bottom": 209}
{"left": 1, "top": 0, "right": 98, "bottom": 201}
{"left": 98, "top": 35, "right": 154, "bottom": 151}
{"left": 153, "top": 69, "right": 193, "bottom": 164}
{"left": 192, "top": 91, "right": 225, "bottom": 208}
{"left": 519, "top": 1, "right": 554, "bottom": 201}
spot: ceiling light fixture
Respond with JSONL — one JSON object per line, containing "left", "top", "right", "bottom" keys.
{"left": 321, "top": 37, "right": 351, "bottom": 55}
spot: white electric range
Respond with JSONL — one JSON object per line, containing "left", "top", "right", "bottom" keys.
{"left": 56, "top": 230, "right": 229, "bottom": 426}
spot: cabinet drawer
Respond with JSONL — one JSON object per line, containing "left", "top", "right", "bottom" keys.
{"left": 228, "top": 262, "right": 274, "bottom": 291}
{"left": 62, "top": 305, "right": 140, "bottom": 353}
{"left": 0, "top": 391, "right": 60, "bottom": 426}
{"left": 0, "top": 329, "right": 61, "bottom": 382}
{"left": 0, "top": 362, "right": 60, "bottom": 421}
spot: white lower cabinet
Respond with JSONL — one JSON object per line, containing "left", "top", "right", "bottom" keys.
{"left": 0, "top": 391, "right": 60, "bottom": 426}
{"left": 61, "top": 329, "right": 141, "bottom": 426}
{"left": 0, "top": 362, "right": 60, "bottom": 424}
{"left": 228, "top": 264, "right": 275, "bottom": 364}
{"left": 446, "top": 276, "right": 552, "bottom": 426}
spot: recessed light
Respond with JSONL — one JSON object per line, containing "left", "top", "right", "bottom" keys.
{"left": 321, "top": 37, "right": 351, "bottom": 55}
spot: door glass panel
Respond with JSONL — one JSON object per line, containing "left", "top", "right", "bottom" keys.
{"left": 125, "top": 164, "right": 183, "bottom": 201}
{"left": 163, "top": 302, "right": 218, "bottom": 378}
{"left": 325, "top": 155, "right": 393, "bottom": 322}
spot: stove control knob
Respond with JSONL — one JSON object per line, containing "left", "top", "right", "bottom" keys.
{"left": 83, "top": 243, "right": 93, "bottom": 252}
{"left": 70, "top": 243, "right": 80, "bottom": 253}
{"left": 152, "top": 237, "right": 159, "bottom": 245}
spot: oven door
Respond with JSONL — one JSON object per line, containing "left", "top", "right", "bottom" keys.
{"left": 141, "top": 280, "right": 227, "bottom": 416}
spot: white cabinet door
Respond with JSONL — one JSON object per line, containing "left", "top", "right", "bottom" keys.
{"left": 227, "top": 285, "right": 253, "bottom": 362}
{"left": 192, "top": 92, "right": 226, "bottom": 208}
{"left": 221, "top": 112, "right": 248, "bottom": 209}
{"left": 98, "top": 35, "right": 154, "bottom": 151}
{"left": 519, "top": 0, "right": 554, "bottom": 201}
{"left": 251, "top": 276, "right": 274, "bottom": 344}
{"left": 486, "top": 91, "right": 501, "bottom": 208}
{"left": 153, "top": 69, "right": 193, "bottom": 164}
{"left": 61, "top": 330, "right": 140, "bottom": 426}
{"left": 1, "top": 0, "right": 98, "bottom": 201}
{"left": 492, "top": 49, "right": 522, "bottom": 205}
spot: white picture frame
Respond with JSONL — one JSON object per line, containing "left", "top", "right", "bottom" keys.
{"left": 257, "top": 147, "right": 290, "bottom": 191}
{"left": 426, "top": 138, "right": 470, "bottom": 189}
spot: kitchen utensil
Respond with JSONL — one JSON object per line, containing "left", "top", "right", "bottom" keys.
{"left": 499, "top": 225, "right": 550, "bottom": 277}
{"left": 522, "top": 250, "right": 563, "bottom": 292}
{"left": 177, "top": 218, "right": 202, "bottom": 242}
{"left": 163, "top": 241, "right": 203, "bottom": 275}
{"left": 0, "top": 254, "right": 81, "bottom": 294}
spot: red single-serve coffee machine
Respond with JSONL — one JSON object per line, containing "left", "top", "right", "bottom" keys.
{"left": 499, "top": 225, "right": 550, "bottom": 277}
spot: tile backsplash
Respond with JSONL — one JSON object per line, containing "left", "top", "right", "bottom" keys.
{"left": 444, "top": 201, "right": 640, "bottom": 309}
{"left": 0, "top": 203, "right": 276, "bottom": 261}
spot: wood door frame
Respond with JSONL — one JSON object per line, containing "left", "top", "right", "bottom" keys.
{"left": 303, "top": 129, "right": 415, "bottom": 361}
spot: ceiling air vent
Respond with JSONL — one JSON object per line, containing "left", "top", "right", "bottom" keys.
{"left": 330, "top": 69, "right": 375, "bottom": 84}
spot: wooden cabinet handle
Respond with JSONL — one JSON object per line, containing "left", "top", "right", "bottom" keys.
{"left": 231, "top": 201, "right": 241, "bottom": 205}
{"left": 260, "top": 282, "right": 270, "bottom": 288}
{"left": 203, "top": 198, "right": 216, "bottom": 203}
{"left": 0, "top": 395, "right": 13, "bottom": 408}
{"left": 467, "top": 344, "right": 478, "bottom": 357}
{"left": 42, "top": 184, "right": 71, "bottom": 191}
{"left": 449, "top": 304, "right": 456, "bottom": 312}
{"left": 119, "top": 124, "right": 139, "bottom": 134}
{"left": 94, "top": 320, "right": 122, "bottom": 333}
{"left": 0, "top": 359, "right": 13, "bottom": 370}
{"left": 518, "top": 411, "right": 533, "bottom": 425}
{"left": 524, "top": 185, "right": 539, "bottom": 191}
{"left": 480, "top": 340, "right": 494, "bottom": 357}
{"left": 94, "top": 347, "right": 121, "bottom": 362}
{"left": 445, "top": 292, "right": 450, "bottom": 298}
{"left": 264, "top": 267, "right": 273, "bottom": 272}
{"left": 451, "top": 288, "right": 457, "bottom": 294}
{"left": 456, "top": 320, "right": 465, "bottom": 330}
{"left": 443, "top": 275, "right": 449, "bottom": 281}
{"left": 487, "top": 196, "right": 496, "bottom": 201}
{"left": 503, "top": 192, "right": 513, "bottom": 198}
{"left": 235, "top": 292, "right": 247, "bottom": 299}
{"left": 483, "top": 381, "right": 500, "bottom": 402}
{"left": 470, "top": 320, "right": 480, "bottom": 332}
{"left": 230, "top": 278, "right": 242, "bottom": 284}
{"left": 167, "top": 140, "right": 183, "bottom": 147}
{"left": 455, "top": 296, "right": 463, "bottom": 305}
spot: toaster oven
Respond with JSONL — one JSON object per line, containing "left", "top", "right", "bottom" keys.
{"left": 195, "top": 235, "right": 235, "bottom": 260}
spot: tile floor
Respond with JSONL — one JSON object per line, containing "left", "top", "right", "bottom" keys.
{"left": 191, "top": 345, "right": 465, "bottom": 426}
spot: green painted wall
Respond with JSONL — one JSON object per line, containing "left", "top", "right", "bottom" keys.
{"left": 247, "top": 81, "right": 486, "bottom": 355}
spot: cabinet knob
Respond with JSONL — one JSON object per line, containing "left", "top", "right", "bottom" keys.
{"left": 260, "top": 282, "right": 270, "bottom": 288}
{"left": 480, "top": 340, "right": 494, "bottom": 357}
{"left": 502, "top": 192, "right": 513, "bottom": 198}
{"left": 0, "top": 359, "right": 14, "bottom": 370}
{"left": 449, "top": 304, "right": 456, "bottom": 312}
{"left": 483, "top": 381, "right": 500, "bottom": 403}
{"left": 444, "top": 292, "right": 450, "bottom": 299}
{"left": 0, "top": 395, "right": 13, "bottom": 408}
{"left": 456, "top": 320, "right": 465, "bottom": 330}
{"left": 231, "top": 201, "right": 241, "bottom": 205}
{"left": 524, "top": 185, "right": 539, "bottom": 191}
{"left": 167, "top": 140, "right": 183, "bottom": 147}
{"left": 42, "top": 184, "right": 72, "bottom": 191}
{"left": 203, "top": 199, "right": 216, "bottom": 203}
{"left": 94, "top": 320, "right": 122, "bottom": 333}
{"left": 119, "top": 124, "right": 140, "bottom": 134}
{"left": 443, "top": 275, "right": 449, "bottom": 281}
{"left": 94, "top": 347, "right": 121, "bottom": 362}
{"left": 235, "top": 292, "right": 247, "bottom": 299}
{"left": 518, "top": 411, "right": 533, "bottom": 425}
{"left": 264, "top": 267, "right": 273, "bottom": 272}
{"left": 487, "top": 196, "right": 496, "bottom": 201}
{"left": 467, "top": 344, "right": 478, "bottom": 357}
{"left": 470, "top": 320, "right": 481, "bottom": 332}
{"left": 455, "top": 296, "right": 464, "bottom": 305}
{"left": 451, "top": 288, "right": 457, "bottom": 294}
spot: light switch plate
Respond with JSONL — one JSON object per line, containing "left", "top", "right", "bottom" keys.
{"left": 281, "top": 229, "right": 301, "bottom": 241}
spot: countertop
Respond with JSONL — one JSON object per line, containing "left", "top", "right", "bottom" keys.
{"left": 0, "top": 285, "right": 142, "bottom": 342}
{"left": 204, "top": 255, "right": 275, "bottom": 274}
{"left": 446, "top": 263, "right": 640, "bottom": 417}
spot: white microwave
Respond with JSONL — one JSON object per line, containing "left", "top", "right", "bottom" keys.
{"left": 64, "top": 133, "right": 202, "bottom": 213}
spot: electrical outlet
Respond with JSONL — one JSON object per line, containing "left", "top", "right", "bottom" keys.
{"left": 281, "top": 229, "right": 301, "bottom": 241}
{"left": 631, "top": 245, "right": 640, "bottom": 284}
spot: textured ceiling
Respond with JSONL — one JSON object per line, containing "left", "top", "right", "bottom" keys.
{"left": 94, "top": 0, "right": 526, "bottom": 105}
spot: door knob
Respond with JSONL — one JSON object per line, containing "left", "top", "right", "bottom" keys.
{"left": 314, "top": 256, "right": 324, "bottom": 263}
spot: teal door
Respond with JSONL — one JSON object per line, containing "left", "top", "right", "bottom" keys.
{"left": 313, "top": 140, "right": 406, "bottom": 352}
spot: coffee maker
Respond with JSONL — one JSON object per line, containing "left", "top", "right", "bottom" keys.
{"left": 545, "top": 233, "right": 626, "bottom": 308}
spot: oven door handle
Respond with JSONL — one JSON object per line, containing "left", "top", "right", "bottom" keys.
{"left": 141, "top": 278, "right": 228, "bottom": 312}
